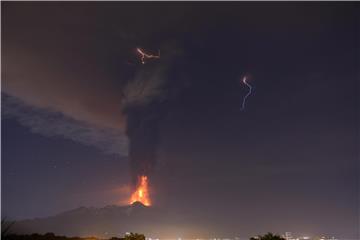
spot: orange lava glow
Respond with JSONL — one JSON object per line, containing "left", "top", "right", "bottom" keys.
{"left": 130, "top": 175, "right": 151, "bottom": 206}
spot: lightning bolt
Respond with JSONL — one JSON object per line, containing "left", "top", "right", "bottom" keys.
{"left": 241, "top": 76, "right": 252, "bottom": 111}
{"left": 136, "top": 48, "right": 160, "bottom": 64}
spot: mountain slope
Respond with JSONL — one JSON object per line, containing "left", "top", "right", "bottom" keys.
{"left": 12, "top": 202, "right": 177, "bottom": 238}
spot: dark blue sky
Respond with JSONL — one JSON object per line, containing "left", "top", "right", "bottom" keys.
{"left": 2, "top": 2, "right": 359, "bottom": 239}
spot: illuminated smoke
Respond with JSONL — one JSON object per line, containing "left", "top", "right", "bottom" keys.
{"left": 121, "top": 48, "right": 173, "bottom": 205}
{"left": 136, "top": 48, "right": 160, "bottom": 64}
{"left": 126, "top": 105, "right": 162, "bottom": 184}
{"left": 241, "top": 76, "right": 252, "bottom": 110}
{"left": 122, "top": 46, "right": 181, "bottom": 206}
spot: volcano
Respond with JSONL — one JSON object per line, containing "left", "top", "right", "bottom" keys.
{"left": 130, "top": 201, "right": 148, "bottom": 208}
{"left": 11, "top": 203, "right": 177, "bottom": 238}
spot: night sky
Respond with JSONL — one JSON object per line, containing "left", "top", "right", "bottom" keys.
{"left": 2, "top": 2, "right": 359, "bottom": 239}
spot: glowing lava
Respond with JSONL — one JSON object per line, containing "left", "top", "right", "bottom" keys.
{"left": 130, "top": 175, "right": 151, "bottom": 206}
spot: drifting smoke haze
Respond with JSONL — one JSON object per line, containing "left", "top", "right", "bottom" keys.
{"left": 3, "top": 46, "right": 174, "bottom": 181}
{"left": 2, "top": 3, "right": 179, "bottom": 160}
{"left": 2, "top": 5, "right": 177, "bottom": 196}
{"left": 2, "top": 94, "right": 129, "bottom": 155}
{"left": 2, "top": 3, "right": 178, "bottom": 193}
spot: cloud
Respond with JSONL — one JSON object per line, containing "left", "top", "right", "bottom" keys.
{"left": 2, "top": 37, "right": 130, "bottom": 155}
{"left": 1, "top": 5, "right": 178, "bottom": 157}
{"left": 2, "top": 45, "right": 172, "bottom": 156}
{"left": 2, "top": 45, "right": 171, "bottom": 156}
{"left": 3, "top": 94, "right": 129, "bottom": 156}
{"left": 122, "top": 62, "right": 168, "bottom": 108}
{"left": 1, "top": 53, "right": 173, "bottom": 156}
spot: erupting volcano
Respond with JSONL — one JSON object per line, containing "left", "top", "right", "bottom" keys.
{"left": 130, "top": 175, "right": 151, "bottom": 206}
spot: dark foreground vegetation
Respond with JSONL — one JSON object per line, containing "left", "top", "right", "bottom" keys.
{"left": 3, "top": 232, "right": 285, "bottom": 240}
{"left": 251, "top": 233, "right": 286, "bottom": 240}
{"left": 2, "top": 219, "right": 284, "bottom": 240}
{"left": 4, "top": 232, "right": 145, "bottom": 240}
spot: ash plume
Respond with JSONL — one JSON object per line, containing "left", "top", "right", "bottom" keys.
{"left": 121, "top": 51, "right": 175, "bottom": 184}
{"left": 3, "top": 6, "right": 179, "bottom": 186}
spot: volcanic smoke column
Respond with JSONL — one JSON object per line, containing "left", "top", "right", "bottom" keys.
{"left": 125, "top": 104, "right": 162, "bottom": 206}
{"left": 121, "top": 52, "right": 171, "bottom": 206}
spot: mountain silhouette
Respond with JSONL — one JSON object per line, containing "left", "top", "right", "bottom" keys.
{"left": 12, "top": 204, "right": 173, "bottom": 238}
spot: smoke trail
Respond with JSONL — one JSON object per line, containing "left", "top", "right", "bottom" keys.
{"left": 241, "top": 76, "right": 252, "bottom": 111}
{"left": 126, "top": 106, "right": 162, "bottom": 184}
{"left": 121, "top": 51, "right": 171, "bottom": 184}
